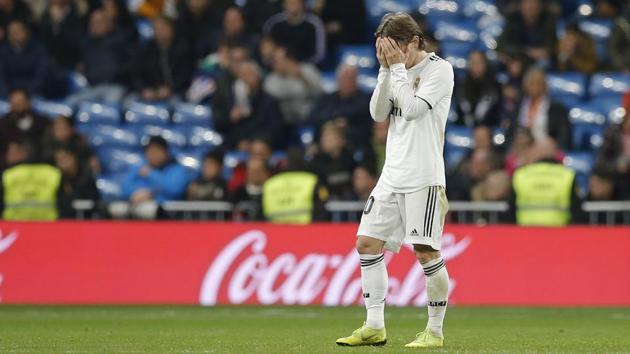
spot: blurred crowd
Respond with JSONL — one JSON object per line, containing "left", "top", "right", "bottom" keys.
{"left": 0, "top": 0, "right": 629, "bottom": 223}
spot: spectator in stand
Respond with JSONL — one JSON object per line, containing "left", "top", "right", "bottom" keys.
{"left": 256, "top": 35, "right": 277, "bottom": 71}
{"left": 313, "top": 0, "right": 366, "bottom": 51}
{"left": 264, "top": 46, "right": 322, "bottom": 129}
{"left": 513, "top": 67, "right": 571, "bottom": 149}
{"left": 263, "top": 0, "right": 326, "bottom": 64}
{"left": 0, "top": 0, "right": 32, "bottom": 41}
{"left": 358, "top": 119, "right": 388, "bottom": 175}
{"left": 0, "top": 20, "right": 49, "bottom": 97}
{"left": 208, "top": 6, "right": 257, "bottom": 54}
{"left": 39, "top": 0, "right": 84, "bottom": 71}
{"left": 53, "top": 147, "right": 99, "bottom": 219}
{"left": 213, "top": 60, "right": 285, "bottom": 150}
{"left": 352, "top": 164, "right": 377, "bottom": 202}
{"left": 231, "top": 156, "right": 270, "bottom": 221}
{"left": 608, "top": 7, "right": 630, "bottom": 72}
{"left": 225, "top": 136, "right": 285, "bottom": 194}
{"left": 498, "top": 52, "right": 530, "bottom": 127}
{"left": 497, "top": 0, "right": 556, "bottom": 65}
{"left": 307, "top": 122, "right": 355, "bottom": 200}
{"left": 473, "top": 125, "right": 495, "bottom": 150}
{"left": 455, "top": 50, "right": 501, "bottom": 127}
{"left": 511, "top": 137, "right": 581, "bottom": 225}
{"left": 176, "top": 0, "right": 229, "bottom": 60}
{"left": 99, "top": 0, "right": 138, "bottom": 41}
{"left": 595, "top": 93, "right": 630, "bottom": 199}
{"left": 447, "top": 147, "right": 503, "bottom": 201}
{"left": 132, "top": 16, "right": 193, "bottom": 102}
{"left": 0, "top": 89, "right": 49, "bottom": 167}
{"left": 117, "top": 136, "right": 188, "bottom": 219}
{"left": 505, "top": 127, "right": 535, "bottom": 176}
{"left": 242, "top": 0, "right": 282, "bottom": 34}
{"left": 556, "top": 22, "right": 598, "bottom": 74}
{"left": 187, "top": 150, "right": 227, "bottom": 201}
{"left": 42, "top": 115, "right": 95, "bottom": 168}
{"left": 586, "top": 168, "right": 616, "bottom": 201}
{"left": 471, "top": 170, "right": 512, "bottom": 203}
{"left": 308, "top": 64, "right": 371, "bottom": 144}
{"left": 132, "top": 0, "right": 177, "bottom": 18}
{"left": 66, "top": 9, "right": 130, "bottom": 105}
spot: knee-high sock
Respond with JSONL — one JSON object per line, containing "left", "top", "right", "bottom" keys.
{"left": 360, "top": 253, "right": 388, "bottom": 329}
{"left": 422, "top": 257, "right": 449, "bottom": 338}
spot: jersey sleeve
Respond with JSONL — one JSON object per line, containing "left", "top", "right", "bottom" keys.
{"left": 369, "top": 66, "right": 393, "bottom": 122}
{"left": 414, "top": 61, "right": 454, "bottom": 110}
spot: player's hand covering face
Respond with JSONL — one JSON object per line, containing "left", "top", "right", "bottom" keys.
{"left": 375, "top": 37, "right": 389, "bottom": 68}
{"left": 380, "top": 37, "right": 405, "bottom": 66}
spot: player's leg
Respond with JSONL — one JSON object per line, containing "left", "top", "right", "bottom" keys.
{"left": 356, "top": 235, "right": 387, "bottom": 330}
{"left": 403, "top": 186, "right": 450, "bottom": 348}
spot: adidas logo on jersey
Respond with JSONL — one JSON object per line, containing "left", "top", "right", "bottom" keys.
{"left": 410, "top": 229, "right": 419, "bottom": 236}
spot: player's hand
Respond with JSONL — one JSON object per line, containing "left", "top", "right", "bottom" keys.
{"left": 375, "top": 37, "right": 389, "bottom": 68}
{"left": 382, "top": 37, "right": 404, "bottom": 66}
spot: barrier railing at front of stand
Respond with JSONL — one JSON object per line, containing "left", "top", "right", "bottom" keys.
{"left": 582, "top": 201, "right": 630, "bottom": 225}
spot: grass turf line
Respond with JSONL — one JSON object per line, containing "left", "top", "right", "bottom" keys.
{"left": 0, "top": 306, "right": 629, "bottom": 353}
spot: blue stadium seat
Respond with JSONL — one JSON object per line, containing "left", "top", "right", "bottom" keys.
{"left": 76, "top": 102, "right": 121, "bottom": 125}
{"left": 578, "top": 19, "right": 612, "bottom": 60}
{"left": 563, "top": 151, "right": 594, "bottom": 197}
{"left": 477, "top": 13, "right": 504, "bottom": 51}
{"left": 492, "top": 127, "right": 507, "bottom": 147}
{"left": 440, "top": 41, "right": 475, "bottom": 70}
{"left": 67, "top": 71, "right": 88, "bottom": 95}
{"left": 546, "top": 72, "right": 587, "bottom": 99}
{"left": 596, "top": 97, "right": 625, "bottom": 124}
{"left": 222, "top": 150, "right": 249, "bottom": 181}
{"left": 31, "top": 99, "right": 73, "bottom": 118}
{"left": 572, "top": 123, "right": 604, "bottom": 151}
{"left": 173, "top": 148, "right": 205, "bottom": 180}
{"left": 270, "top": 151, "right": 287, "bottom": 167}
{"left": 296, "top": 125, "right": 316, "bottom": 146}
{"left": 337, "top": 45, "right": 377, "bottom": 73}
{"left": 171, "top": 103, "right": 212, "bottom": 127}
{"left": 463, "top": 0, "right": 500, "bottom": 18}
{"left": 365, "top": 0, "right": 417, "bottom": 28}
{"left": 552, "top": 95, "right": 583, "bottom": 110}
{"left": 418, "top": 0, "right": 462, "bottom": 29}
{"left": 96, "top": 174, "right": 126, "bottom": 201}
{"left": 86, "top": 125, "right": 140, "bottom": 148}
{"left": 124, "top": 101, "right": 170, "bottom": 125}
{"left": 358, "top": 74, "right": 377, "bottom": 93}
{"left": 135, "top": 17, "right": 154, "bottom": 41}
{"left": 135, "top": 125, "right": 188, "bottom": 147}
{"left": 96, "top": 147, "right": 143, "bottom": 174}
{"left": 0, "top": 100, "right": 8, "bottom": 116}
{"left": 445, "top": 146, "right": 469, "bottom": 169}
{"left": 187, "top": 126, "right": 223, "bottom": 148}
{"left": 589, "top": 73, "right": 630, "bottom": 98}
{"left": 445, "top": 126, "right": 473, "bottom": 149}
{"left": 434, "top": 20, "right": 478, "bottom": 42}
{"left": 568, "top": 102, "right": 606, "bottom": 125}
{"left": 320, "top": 71, "right": 338, "bottom": 94}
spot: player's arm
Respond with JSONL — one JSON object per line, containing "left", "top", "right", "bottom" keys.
{"left": 369, "top": 38, "right": 393, "bottom": 122}
{"left": 382, "top": 38, "right": 454, "bottom": 121}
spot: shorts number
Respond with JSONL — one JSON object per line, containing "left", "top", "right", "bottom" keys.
{"left": 363, "top": 196, "right": 375, "bottom": 215}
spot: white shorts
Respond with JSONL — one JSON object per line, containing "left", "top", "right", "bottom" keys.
{"left": 357, "top": 184, "right": 449, "bottom": 253}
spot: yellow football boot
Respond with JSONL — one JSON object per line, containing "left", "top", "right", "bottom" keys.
{"left": 404, "top": 329, "right": 444, "bottom": 348}
{"left": 336, "top": 323, "right": 387, "bottom": 347}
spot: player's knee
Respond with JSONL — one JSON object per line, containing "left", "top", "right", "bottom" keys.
{"left": 355, "top": 236, "right": 384, "bottom": 255}
{"left": 414, "top": 244, "right": 440, "bottom": 264}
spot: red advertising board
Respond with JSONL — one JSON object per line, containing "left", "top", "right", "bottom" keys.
{"left": 0, "top": 222, "right": 628, "bottom": 306}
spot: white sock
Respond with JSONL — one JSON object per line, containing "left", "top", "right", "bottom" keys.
{"left": 360, "top": 253, "right": 388, "bottom": 329}
{"left": 422, "top": 257, "right": 449, "bottom": 338}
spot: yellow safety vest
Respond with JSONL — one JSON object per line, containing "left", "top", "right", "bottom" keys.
{"left": 262, "top": 171, "right": 318, "bottom": 224}
{"left": 513, "top": 162, "right": 575, "bottom": 226}
{"left": 2, "top": 164, "right": 62, "bottom": 220}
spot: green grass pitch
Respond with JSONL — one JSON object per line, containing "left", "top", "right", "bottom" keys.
{"left": 1, "top": 306, "right": 629, "bottom": 353}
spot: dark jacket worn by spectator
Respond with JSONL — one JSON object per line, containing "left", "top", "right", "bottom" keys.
{"left": 317, "top": 0, "right": 366, "bottom": 47}
{"left": 54, "top": 149, "right": 99, "bottom": 219}
{"left": 455, "top": 51, "right": 501, "bottom": 127}
{"left": 242, "top": 0, "right": 282, "bottom": 34}
{"left": 176, "top": 0, "right": 228, "bottom": 60}
{"left": 0, "top": 0, "right": 32, "bottom": 38}
{"left": 82, "top": 28, "right": 130, "bottom": 85}
{"left": 39, "top": 1, "right": 84, "bottom": 70}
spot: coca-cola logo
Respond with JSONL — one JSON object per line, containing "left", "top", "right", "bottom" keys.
{"left": 199, "top": 230, "right": 471, "bottom": 306}
{"left": 0, "top": 229, "right": 18, "bottom": 302}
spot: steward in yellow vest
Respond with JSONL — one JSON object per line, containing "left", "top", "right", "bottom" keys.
{"left": 262, "top": 170, "right": 329, "bottom": 224}
{"left": 1, "top": 163, "right": 62, "bottom": 220}
{"left": 512, "top": 159, "right": 579, "bottom": 226}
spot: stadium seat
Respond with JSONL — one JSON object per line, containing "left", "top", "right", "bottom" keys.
{"left": 96, "top": 174, "right": 126, "bottom": 201}
{"left": 76, "top": 102, "right": 121, "bottom": 125}
{"left": 358, "top": 74, "right": 377, "bottom": 93}
{"left": 337, "top": 45, "right": 377, "bottom": 74}
{"left": 296, "top": 125, "right": 316, "bottom": 146}
{"left": 171, "top": 103, "right": 212, "bottom": 127}
{"left": 440, "top": 41, "right": 474, "bottom": 70}
{"left": 552, "top": 95, "right": 583, "bottom": 110}
{"left": 222, "top": 150, "right": 249, "bottom": 180}
{"left": 135, "top": 17, "right": 154, "bottom": 41}
{"left": 320, "top": 71, "right": 338, "bottom": 94}
{"left": 589, "top": 73, "right": 630, "bottom": 98}
{"left": 492, "top": 127, "right": 506, "bottom": 147}
{"left": 563, "top": 151, "right": 594, "bottom": 197}
{"left": 186, "top": 126, "right": 223, "bottom": 148}
{"left": 445, "top": 146, "right": 469, "bottom": 169}
{"left": 463, "top": 0, "right": 499, "bottom": 18}
{"left": 578, "top": 19, "right": 612, "bottom": 60}
{"left": 365, "top": 0, "right": 417, "bottom": 28}
{"left": 445, "top": 126, "right": 473, "bottom": 148}
{"left": 96, "top": 147, "right": 143, "bottom": 174}
{"left": 546, "top": 72, "right": 587, "bottom": 99}
{"left": 434, "top": 20, "right": 478, "bottom": 43}
{"left": 135, "top": 125, "right": 188, "bottom": 147}
{"left": 596, "top": 97, "right": 625, "bottom": 124}
{"left": 572, "top": 123, "right": 604, "bottom": 151}
{"left": 124, "top": 101, "right": 170, "bottom": 125}
{"left": 173, "top": 148, "right": 205, "bottom": 180}
{"left": 31, "top": 99, "right": 73, "bottom": 119}
{"left": 568, "top": 102, "right": 606, "bottom": 125}
{"left": 86, "top": 125, "right": 140, "bottom": 148}
{"left": 477, "top": 14, "right": 504, "bottom": 51}
{"left": 67, "top": 71, "right": 88, "bottom": 95}
{"left": 0, "top": 100, "right": 8, "bottom": 116}
{"left": 418, "top": 0, "right": 462, "bottom": 29}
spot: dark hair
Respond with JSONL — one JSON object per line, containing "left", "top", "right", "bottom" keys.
{"left": 355, "top": 163, "right": 377, "bottom": 178}
{"left": 374, "top": 12, "right": 425, "bottom": 49}
{"left": 145, "top": 135, "right": 169, "bottom": 150}
{"left": 276, "top": 45, "right": 299, "bottom": 62}
{"left": 203, "top": 150, "right": 224, "bottom": 165}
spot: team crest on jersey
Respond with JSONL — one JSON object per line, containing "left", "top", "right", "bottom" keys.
{"left": 413, "top": 76, "right": 421, "bottom": 90}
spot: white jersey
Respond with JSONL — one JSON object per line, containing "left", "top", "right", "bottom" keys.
{"left": 369, "top": 53, "right": 454, "bottom": 193}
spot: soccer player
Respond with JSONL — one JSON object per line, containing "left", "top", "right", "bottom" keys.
{"left": 335, "top": 12, "right": 454, "bottom": 348}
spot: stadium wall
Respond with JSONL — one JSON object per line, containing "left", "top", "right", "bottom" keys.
{"left": 0, "top": 222, "right": 628, "bottom": 306}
